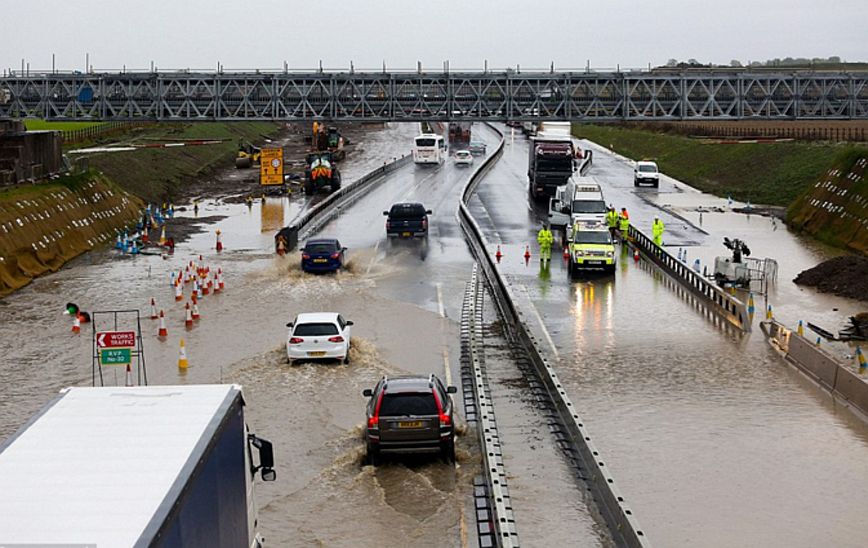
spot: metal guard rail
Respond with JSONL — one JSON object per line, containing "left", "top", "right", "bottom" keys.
{"left": 275, "top": 155, "right": 411, "bottom": 250}
{"left": 628, "top": 226, "right": 751, "bottom": 332}
{"left": 458, "top": 124, "right": 651, "bottom": 547}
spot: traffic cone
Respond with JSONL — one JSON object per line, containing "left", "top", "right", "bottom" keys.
{"left": 212, "top": 273, "right": 220, "bottom": 293}
{"left": 202, "top": 279, "right": 210, "bottom": 296}
{"left": 184, "top": 303, "right": 193, "bottom": 328}
{"left": 159, "top": 226, "right": 166, "bottom": 245}
{"left": 71, "top": 315, "right": 81, "bottom": 334}
{"left": 191, "top": 291, "right": 198, "bottom": 305}
{"left": 797, "top": 320, "right": 804, "bottom": 337}
{"left": 191, "top": 302, "right": 201, "bottom": 321}
{"left": 125, "top": 363, "right": 134, "bottom": 387}
{"left": 149, "top": 297, "right": 158, "bottom": 320}
{"left": 174, "top": 282, "right": 183, "bottom": 302}
{"left": 216, "top": 230, "right": 223, "bottom": 252}
{"left": 218, "top": 268, "right": 225, "bottom": 291}
{"left": 524, "top": 245, "right": 531, "bottom": 264}
{"left": 857, "top": 347, "right": 866, "bottom": 374}
{"left": 178, "top": 338, "right": 189, "bottom": 369}
{"left": 815, "top": 337, "right": 822, "bottom": 347}
{"left": 633, "top": 248, "right": 639, "bottom": 262}
{"left": 563, "top": 247, "right": 570, "bottom": 260}
{"left": 158, "top": 310, "right": 168, "bottom": 338}
{"left": 748, "top": 293, "right": 755, "bottom": 318}
{"left": 766, "top": 304, "right": 773, "bottom": 320}
{"left": 495, "top": 245, "right": 502, "bottom": 263}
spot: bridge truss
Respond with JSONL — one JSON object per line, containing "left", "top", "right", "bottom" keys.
{"left": 1, "top": 71, "right": 867, "bottom": 121}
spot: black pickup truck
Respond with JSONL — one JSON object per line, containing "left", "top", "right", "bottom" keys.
{"left": 384, "top": 202, "right": 432, "bottom": 238}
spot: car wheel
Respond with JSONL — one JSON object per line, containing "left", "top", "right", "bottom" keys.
{"left": 652, "top": 181, "right": 659, "bottom": 188}
{"left": 634, "top": 180, "right": 639, "bottom": 187}
{"left": 441, "top": 438, "right": 456, "bottom": 464}
{"left": 304, "top": 181, "right": 314, "bottom": 195}
{"left": 343, "top": 353, "right": 350, "bottom": 365}
{"left": 366, "top": 444, "right": 380, "bottom": 466}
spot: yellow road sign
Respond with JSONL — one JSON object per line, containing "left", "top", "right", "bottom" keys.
{"left": 260, "top": 148, "right": 284, "bottom": 186}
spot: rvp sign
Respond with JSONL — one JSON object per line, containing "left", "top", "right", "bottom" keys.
{"left": 96, "top": 331, "right": 136, "bottom": 349}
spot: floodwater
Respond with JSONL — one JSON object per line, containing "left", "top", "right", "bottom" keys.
{"left": 471, "top": 127, "right": 868, "bottom": 547}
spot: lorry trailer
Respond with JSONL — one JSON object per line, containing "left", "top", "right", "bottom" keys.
{"left": 527, "top": 122, "right": 577, "bottom": 200}
{"left": 0, "top": 384, "right": 275, "bottom": 548}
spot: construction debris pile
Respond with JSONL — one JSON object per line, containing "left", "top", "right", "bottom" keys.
{"left": 794, "top": 255, "right": 868, "bottom": 302}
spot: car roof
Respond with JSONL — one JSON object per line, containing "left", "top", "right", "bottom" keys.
{"left": 390, "top": 202, "right": 426, "bottom": 209}
{"left": 456, "top": 150, "right": 471, "bottom": 154}
{"left": 294, "top": 312, "right": 341, "bottom": 323}
{"left": 305, "top": 238, "right": 339, "bottom": 245}
{"left": 637, "top": 160, "right": 657, "bottom": 165}
{"left": 383, "top": 376, "right": 438, "bottom": 393}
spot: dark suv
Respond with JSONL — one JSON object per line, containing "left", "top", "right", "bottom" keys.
{"left": 362, "top": 374, "right": 457, "bottom": 465}
{"left": 383, "top": 202, "right": 432, "bottom": 238}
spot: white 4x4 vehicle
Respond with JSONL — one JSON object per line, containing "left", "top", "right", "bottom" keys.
{"left": 634, "top": 160, "right": 659, "bottom": 188}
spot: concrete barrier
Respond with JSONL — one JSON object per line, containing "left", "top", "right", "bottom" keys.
{"left": 762, "top": 320, "right": 868, "bottom": 420}
{"left": 629, "top": 226, "right": 751, "bottom": 331}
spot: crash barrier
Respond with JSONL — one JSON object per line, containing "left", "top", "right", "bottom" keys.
{"left": 462, "top": 267, "right": 519, "bottom": 547}
{"left": 762, "top": 320, "right": 868, "bottom": 420}
{"left": 578, "top": 149, "right": 593, "bottom": 175}
{"left": 274, "top": 155, "right": 411, "bottom": 251}
{"left": 458, "top": 123, "right": 650, "bottom": 547}
{"left": 629, "top": 226, "right": 751, "bottom": 332}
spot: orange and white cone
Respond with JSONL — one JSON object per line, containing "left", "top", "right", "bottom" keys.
{"left": 524, "top": 245, "right": 531, "bottom": 264}
{"left": 159, "top": 226, "right": 166, "bottom": 246}
{"left": 174, "top": 282, "right": 183, "bottom": 302}
{"left": 191, "top": 302, "right": 201, "bottom": 321}
{"left": 178, "top": 338, "right": 189, "bottom": 369}
{"left": 149, "top": 297, "right": 158, "bottom": 320}
{"left": 216, "top": 230, "right": 223, "bottom": 252}
{"left": 495, "top": 245, "right": 502, "bottom": 263}
{"left": 125, "top": 363, "right": 134, "bottom": 387}
{"left": 212, "top": 273, "right": 220, "bottom": 293}
{"left": 71, "top": 315, "right": 81, "bottom": 334}
{"left": 202, "top": 278, "right": 210, "bottom": 295}
{"left": 218, "top": 268, "right": 225, "bottom": 291}
{"left": 184, "top": 303, "right": 193, "bottom": 328}
{"left": 158, "top": 310, "right": 168, "bottom": 338}
{"left": 633, "top": 248, "right": 640, "bottom": 262}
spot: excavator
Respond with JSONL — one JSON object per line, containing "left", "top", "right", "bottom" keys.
{"left": 311, "top": 122, "right": 347, "bottom": 161}
{"left": 235, "top": 141, "right": 261, "bottom": 169}
{"left": 303, "top": 151, "right": 341, "bottom": 195}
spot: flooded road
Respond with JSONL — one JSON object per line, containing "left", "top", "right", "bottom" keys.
{"left": 471, "top": 127, "right": 868, "bottom": 546}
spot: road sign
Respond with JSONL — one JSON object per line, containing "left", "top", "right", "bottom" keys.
{"left": 96, "top": 331, "right": 136, "bottom": 349}
{"left": 260, "top": 148, "right": 284, "bottom": 186}
{"left": 99, "top": 348, "right": 132, "bottom": 366}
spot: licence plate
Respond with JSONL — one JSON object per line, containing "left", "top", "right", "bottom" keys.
{"left": 586, "top": 260, "right": 602, "bottom": 265}
{"left": 402, "top": 232, "right": 412, "bottom": 237}
{"left": 313, "top": 258, "right": 328, "bottom": 263}
{"left": 307, "top": 351, "right": 326, "bottom": 357}
{"left": 398, "top": 421, "right": 423, "bottom": 428}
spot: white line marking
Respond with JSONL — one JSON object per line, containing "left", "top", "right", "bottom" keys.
{"left": 365, "top": 240, "right": 381, "bottom": 275}
{"left": 436, "top": 282, "right": 445, "bottom": 318}
{"left": 523, "top": 286, "right": 559, "bottom": 358}
{"left": 442, "top": 348, "right": 452, "bottom": 387}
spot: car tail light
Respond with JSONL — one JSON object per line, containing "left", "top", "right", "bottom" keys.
{"left": 289, "top": 337, "right": 304, "bottom": 344}
{"left": 302, "top": 254, "right": 310, "bottom": 260}
{"left": 433, "top": 390, "right": 451, "bottom": 427}
{"left": 368, "top": 391, "right": 384, "bottom": 429}
{"left": 328, "top": 336, "right": 344, "bottom": 343}
{"left": 385, "top": 220, "right": 391, "bottom": 230}
{"left": 422, "top": 218, "right": 428, "bottom": 229}
{"left": 330, "top": 252, "right": 340, "bottom": 259}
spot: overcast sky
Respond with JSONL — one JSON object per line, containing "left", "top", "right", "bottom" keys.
{"left": 2, "top": 0, "right": 866, "bottom": 72}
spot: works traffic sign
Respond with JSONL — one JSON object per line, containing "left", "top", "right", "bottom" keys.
{"left": 99, "top": 348, "right": 132, "bottom": 366}
{"left": 96, "top": 331, "right": 137, "bottom": 349}
{"left": 260, "top": 148, "right": 284, "bottom": 186}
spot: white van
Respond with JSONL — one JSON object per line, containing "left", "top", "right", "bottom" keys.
{"left": 547, "top": 176, "right": 608, "bottom": 242}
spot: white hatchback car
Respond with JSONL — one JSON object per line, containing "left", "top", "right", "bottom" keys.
{"left": 453, "top": 150, "right": 473, "bottom": 166}
{"left": 286, "top": 312, "right": 353, "bottom": 364}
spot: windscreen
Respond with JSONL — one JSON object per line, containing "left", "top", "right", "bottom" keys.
{"left": 415, "top": 138, "right": 436, "bottom": 147}
{"left": 572, "top": 200, "right": 607, "bottom": 214}
{"left": 638, "top": 164, "right": 658, "bottom": 173}
{"left": 379, "top": 392, "right": 438, "bottom": 416}
{"left": 537, "top": 157, "right": 573, "bottom": 171}
{"left": 573, "top": 231, "right": 612, "bottom": 245}
{"left": 390, "top": 204, "right": 426, "bottom": 219}
{"left": 293, "top": 323, "right": 339, "bottom": 336}
{"left": 305, "top": 242, "right": 337, "bottom": 254}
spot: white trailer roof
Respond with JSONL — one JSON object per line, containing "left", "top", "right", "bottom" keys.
{"left": 0, "top": 384, "right": 242, "bottom": 546}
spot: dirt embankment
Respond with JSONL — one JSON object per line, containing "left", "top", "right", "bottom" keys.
{"left": 0, "top": 172, "right": 142, "bottom": 296}
{"left": 794, "top": 255, "right": 868, "bottom": 302}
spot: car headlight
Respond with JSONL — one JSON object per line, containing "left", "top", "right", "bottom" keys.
{"left": 574, "top": 250, "right": 585, "bottom": 257}
{"left": 606, "top": 251, "right": 614, "bottom": 257}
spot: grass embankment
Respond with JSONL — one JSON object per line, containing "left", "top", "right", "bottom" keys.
{"left": 0, "top": 171, "right": 143, "bottom": 296}
{"left": 85, "top": 121, "right": 281, "bottom": 203}
{"left": 573, "top": 123, "right": 867, "bottom": 207}
{"left": 23, "top": 120, "right": 106, "bottom": 131}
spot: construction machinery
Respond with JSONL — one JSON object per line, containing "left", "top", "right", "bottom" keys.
{"left": 448, "top": 122, "right": 472, "bottom": 144}
{"left": 304, "top": 151, "right": 341, "bottom": 195}
{"left": 235, "top": 141, "right": 261, "bottom": 168}
{"left": 312, "top": 122, "right": 347, "bottom": 161}
{"left": 713, "top": 237, "right": 752, "bottom": 288}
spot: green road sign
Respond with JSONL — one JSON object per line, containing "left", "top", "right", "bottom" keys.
{"left": 100, "top": 348, "right": 132, "bottom": 366}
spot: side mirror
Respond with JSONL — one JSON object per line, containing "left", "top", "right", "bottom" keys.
{"left": 382, "top": 211, "right": 389, "bottom": 216}
{"left": 447, "top": 386, "right": 458, "bottom": 394}
{"left": 362, "top": 388, "right": 373, "bottom": 397}
{"left": 342, "top": 247, "right": 347, "bottom": 252}
{"left": 286, "top": 322, "right": 293, "bottom": 328}
{"left": 261, "top": 468, "right": 276, "bottom": 482}
{"left": 248, "top": 434, "right": 276, "bottom": 481}
{"left": 346, "top": 320, "right": 354, "bottom": 326}
{"left": 426, "top": 209, "right": 433, "bottom": 215}
{"left": 299, "top": 248, "right": 306, "bottom": 253}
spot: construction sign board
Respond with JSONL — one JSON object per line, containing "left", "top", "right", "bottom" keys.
{"left": 260, "top": 148, "right": 284, "bottom": 186}
{"left": 96, "top": 330, "right": 136, "bottom": 349}
{"left": 99, "top": 348, "right": 132, "bottom": 366}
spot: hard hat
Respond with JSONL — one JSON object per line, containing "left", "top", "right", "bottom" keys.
{"left": 654, "top": 215, "right": 659, "bottom": 220}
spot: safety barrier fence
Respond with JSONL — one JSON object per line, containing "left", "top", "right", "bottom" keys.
{"left": 628, "top": 226, "right": 751, "bottom": 332}
{"left": 458, "top": 123, "right": 650, "bottom": 546}
{"left": 62, "top": 121, "right": 150, "bottom": 144}
{"left": 275, "top": 154, "right": 411, "bottom": 251}
{"left": 762, "top": 320, "right": 868, "bottom": 420}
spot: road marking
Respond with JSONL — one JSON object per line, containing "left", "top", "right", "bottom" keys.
{"left": 436, "top": 282, "right": 445, "bottom": 318}
{"left": 401, "top": 165, "right": 443, "bottom": 201}
{"left": 523, "top": 286, "right": 559, "bottom": 358}
{"left": 442, "top": 348, "right": 452, "bottom": 387}
{"left": 365, "top": 239, "right": 381, "bottom": 275}
{"left": 459, "top": 508, "right": 468, "bottom": 548}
